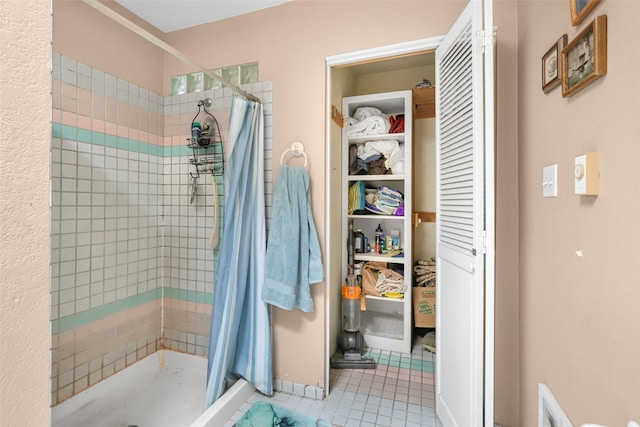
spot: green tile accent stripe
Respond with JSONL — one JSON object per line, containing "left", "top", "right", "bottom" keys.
{"left": 363, "top": 350, "right": 434, "bottom": 373}
{"left": 51, "top": 287, "right": 215, "bottom": 335}
{"left": 51, "top": 123, "right": 195, "bottom": 157}
{"left": 52, "top": 288, "right": 162, "bottom": 335}
{"left": 164, "top": 287, "right": 213, "bottom": 305}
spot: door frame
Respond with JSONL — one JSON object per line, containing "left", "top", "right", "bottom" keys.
{"left": 324, "top": 25, "right": 495, "bottom": 425}
{"left": 325, "top": 36, "right": 443, "bottom": 398}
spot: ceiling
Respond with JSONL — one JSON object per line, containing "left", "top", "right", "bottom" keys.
{"left": 115, "top": 0, "right": 292, "bottom": 33}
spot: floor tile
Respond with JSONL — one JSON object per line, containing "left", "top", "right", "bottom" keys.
{"left": 228, "top": 343, "right": 438, "bottom": 427}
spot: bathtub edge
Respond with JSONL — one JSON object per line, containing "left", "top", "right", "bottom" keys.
{"left": 189, "top": 379, "right": 255, "bottom": 427}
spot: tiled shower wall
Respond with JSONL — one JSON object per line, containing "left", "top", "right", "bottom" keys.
{"left": 50, "top": 52, "right": 273, "bottom": 405}
{"left": 161, "top": 84, "right": 273, "bottom": 355}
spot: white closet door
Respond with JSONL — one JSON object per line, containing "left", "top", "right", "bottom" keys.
{"left": 435, "top": 0, "right": 495, "bottom": 426}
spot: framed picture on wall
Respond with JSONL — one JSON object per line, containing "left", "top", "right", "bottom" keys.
{"left": 542, "top": 35, "right": 567, "bottom": 93}
{"left": 570, "top": 0, "right": 601, "bottom": 26}
{"left": 561, "top": 15, "right": 607, "bottom": 97}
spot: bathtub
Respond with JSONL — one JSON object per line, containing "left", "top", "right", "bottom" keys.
{"left": 52, "top": 350, "right": 255, "bottom": 427}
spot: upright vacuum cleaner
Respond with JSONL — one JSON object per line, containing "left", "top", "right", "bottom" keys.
{"left": 330, "top": 222, "right": 376, "bottom": 369}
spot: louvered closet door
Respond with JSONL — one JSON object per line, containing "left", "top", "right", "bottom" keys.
{"left": 435, "top": 0, "right": 494, "bottom": 426}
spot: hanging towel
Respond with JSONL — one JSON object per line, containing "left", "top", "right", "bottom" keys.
{"left": 263, "top": 165, "right": 324, "bottom": 312}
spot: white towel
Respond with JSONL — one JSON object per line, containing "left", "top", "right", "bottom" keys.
{"left": 347, "top": 115, "right": 390, "bottom": 137}
{"left": 356, "top": 139, "right": 404, "bottom": 173}
{"left": 353, "top": 107, "right": 386, "bottom": 122}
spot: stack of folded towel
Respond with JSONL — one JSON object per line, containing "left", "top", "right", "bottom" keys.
{"left": 346, "top": 107, "right": 390, "bottom": 137}
{"left": 414, "top": 259, "right": 436, "bottom": 287}
{"left": 365, "top": 186, "right": 404, "bottom": 216}
{"left": 375, "top": 270, "right": 406, "bottom": 295}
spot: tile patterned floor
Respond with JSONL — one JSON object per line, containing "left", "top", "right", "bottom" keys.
{"left": 226, "top": 343, "right": 441, "bottom": 427}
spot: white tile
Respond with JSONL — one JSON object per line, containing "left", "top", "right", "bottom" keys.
{"left": 376, "top": 414, "right": 391, "bottom": 426}
{"left": 332, "top": 415, "right": 347, "bottom": 426}
{"left": 378, "top": 406, "right": 392, "bottom": 417}
{"left": 62, "top": 68, "right": 77, "bottom": 85}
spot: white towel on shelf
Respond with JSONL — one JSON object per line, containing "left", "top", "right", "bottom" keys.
{"left": 353, "top": 107, "right": 386, "bottom": 122}
{"left": 347, "top": 115, "right": 390, "bottom": 137}
{"left": 346, "top": 107, "right": 390, "bottom": 137}
{"left": 356, "top": 139, "right": 405, "bottom": 174}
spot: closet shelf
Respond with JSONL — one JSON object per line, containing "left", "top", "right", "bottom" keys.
{"left": 348, "top": 133, "right": 405, "bottom": 144}
{"left": 342, "top": 90, "right": 413, "bottom": 354}
{"left": 348, "top": 214, "right": 403, "bottom": 220}
{"left": 347, "top": 174, "right": 405, "bottom": 181}
{"left": 366, "top": 294, "right": 405, "bottom": 303}
{"left": 412, "top": 86, "right": 435, "bottom": 119}
{"left": 354, "top": 253, "right": 404, "bottom": 263}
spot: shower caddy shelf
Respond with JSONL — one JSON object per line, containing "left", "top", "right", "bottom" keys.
{"left": 187, "top": 97, "right": 224, "bottom": 179}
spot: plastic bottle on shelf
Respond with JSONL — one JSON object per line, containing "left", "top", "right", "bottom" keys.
{"left": 391, "top": 229, "right": 400, "bottom": 250}
{"left": 375, "top": 224, "right": 384, "bottom": 254}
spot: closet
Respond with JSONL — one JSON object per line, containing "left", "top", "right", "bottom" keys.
{"left": 329, "top": 52, "right": 437, "bottom": 357}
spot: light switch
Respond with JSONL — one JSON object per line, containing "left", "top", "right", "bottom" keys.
{"left": 575, "top": 152, "right": 599, "bottom": 195}
{"left": 543, "top": 164, "right": 558, "bottom": 198}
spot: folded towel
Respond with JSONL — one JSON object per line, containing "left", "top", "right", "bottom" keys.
{"left": 263, "top": 165, "right": 324, "bottom": 312}
{"left": 375, "top": 270, "right": 406, "bottom": 295}
{"left": 353, "top": 106, "right": 387, "bottom": 122}
{"left": 348, "top": 181, "right": 365, "bottom": 214}
{"left": 414, "top": 259, "right": 436, "bottom": 286}
{"left": 378, "top": 186, "right": 404, "bottom": 201}
{"left": 347, "top": 115, "right": 391, "bottom": 137}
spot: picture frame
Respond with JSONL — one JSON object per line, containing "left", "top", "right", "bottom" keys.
{"left": 561, "top": 15, "right": 607, "bottom": 98}
{"left": 570, "top": 0, "right": 601, "bottom": 26}
{"left": 542, "top": 35, "right": 567, "bottom": 93}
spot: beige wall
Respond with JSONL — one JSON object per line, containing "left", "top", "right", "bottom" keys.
{"left": 494, "top": 1, "right": 520, "bottom": 425}
{"left": 518, "top": 1, "right": 640, "bottom": 425}
{"left": 52, "top": 0, "right": 165, "bottom": 94}
{"left": 0, "top": 1, "right": 51, "bottom": 425}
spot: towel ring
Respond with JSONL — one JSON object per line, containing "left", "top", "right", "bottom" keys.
{"left": 280, "top": 141, "right": 307, "bottom": 167}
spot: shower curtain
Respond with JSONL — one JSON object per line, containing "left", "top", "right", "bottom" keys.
{"left": 205, "top": 96, "right": 272, "bottom": 408}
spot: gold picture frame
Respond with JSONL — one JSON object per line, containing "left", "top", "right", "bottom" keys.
{"left": 570, "top": 0, "right": 601, "bottom": 26}
{"left": 561, "top": 15, "right": 607, "bottom": 98}
{"left": 542, "top": 35, "right": 567, "bottom": 93}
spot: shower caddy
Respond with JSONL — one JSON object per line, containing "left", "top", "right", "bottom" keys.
{"left": 186, "top": 97, "right": 224, "bottom": 249}
{"left": 187, "top": 97, "right": 224, "bottom": 179}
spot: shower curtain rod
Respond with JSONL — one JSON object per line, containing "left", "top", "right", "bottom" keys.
{"left": 81, "top": 0, "right": 261, "bottom": 103}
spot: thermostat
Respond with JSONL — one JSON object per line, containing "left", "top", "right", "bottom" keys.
{"left": 575, "top": 152, "right": 599, "bottom": 195}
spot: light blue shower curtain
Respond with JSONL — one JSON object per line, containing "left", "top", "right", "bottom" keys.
{"left": 205, "top": 96, "right": 272, "bottom": 408}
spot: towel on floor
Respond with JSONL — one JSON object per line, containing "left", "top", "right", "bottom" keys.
{"left": 235, "top": 401, "right": 331, "bottom": 427}
{"left": 263, "top": 165, "right": 324, "bottom": 312}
